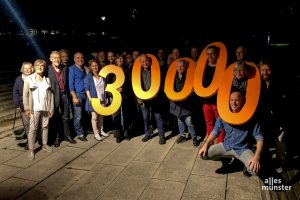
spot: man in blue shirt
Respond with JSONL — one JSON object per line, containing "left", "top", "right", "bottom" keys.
{"left": 68, "top": 52, "right": 87, "bottom": 141}
{"left": 198, "top": 91, "right": 264, "bottom": 176}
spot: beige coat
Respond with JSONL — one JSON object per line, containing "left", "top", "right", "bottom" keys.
{"left": 23, "top": 73, "right": 54, "bottom": 113}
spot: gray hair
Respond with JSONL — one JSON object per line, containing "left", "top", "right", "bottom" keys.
{"left": 20, "top": 62, "right": 34, "bottom": 73}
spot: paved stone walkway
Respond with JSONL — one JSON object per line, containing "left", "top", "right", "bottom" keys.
{"left": 0, "top": 129, "right": 266, "bottom": 200}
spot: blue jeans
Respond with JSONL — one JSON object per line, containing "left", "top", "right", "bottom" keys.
{"left": 140, "top": 103, "right": 165, "bottom": 137}
{"left": 73, "top": 93, "right": 86, "bottom": 136}
{"left": 178, "top": 115, "right": 196, "bottom": 138}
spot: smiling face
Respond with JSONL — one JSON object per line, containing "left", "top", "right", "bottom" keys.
{"left": 260, "top": 64, "right": 272, "bottom": 81}
{"left": 89, "top": 60, "right": 99, "bottom": 75}
{"left": 22, "top": 63, "right": 33, "bottom": 76}
{"left": 50, "top": 52, "right": 61, "bottom": 68}
{"left": 139, "top": 54, "right": 151, "bottom": 70}
{"left": 230, "top": 91, "right": 245, "bottom": 113}
{"left": 206, "top": 47, "right": 219, "bottom": 65}
{"left": 34, "top": 59, "right": 46, "bottom": 75}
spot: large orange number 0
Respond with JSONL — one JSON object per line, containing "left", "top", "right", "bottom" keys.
{"left": 92, "top": 65, "right": 125, "bottom": 116}
{"left": 131, "top": 54, "right": 161, "bottom": 100}
{"left": 217, "top": 62, "right": 261, "bottom": 125}
{"left": 193, "top": 42, "right": 227, "bottom": 97}
{"left": 164, "top": 58, "right": 195, "bottom": 101}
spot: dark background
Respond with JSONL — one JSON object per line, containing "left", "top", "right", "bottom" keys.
{"left": 0, "top": 0, "right": 299, "bottom": 155}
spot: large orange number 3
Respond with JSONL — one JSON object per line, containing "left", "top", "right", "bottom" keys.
{"left": 92, "top": 65, "right": 125, "bottom": 116}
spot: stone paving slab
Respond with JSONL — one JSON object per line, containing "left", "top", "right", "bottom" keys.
{"left": 226, "top": 172, "right": 262, "bottom": 200}
{"left": 100, "top": 136, "right": 147, "bottom": 167}
{"left": 138, "top": 179, "right": 185, "bottom": 200}
{"left": 135, "top": 134, "right": 175, "bottom": 163}
{"left": 0, "top": 164, "right": 22, "bottom": 183}
{"left": 17, "top": 168, "right": 86, "bottom": 200}
{"left": 191, "top": 156, "right": 224, "bottom": 178}
{"left": 182, "top": 174, "right": 226, "bottom": 200}
{"left": 57, "top": 164, "right": 124, "bottom": 200}
{"left": 153, "top": 141, "right": 198, "bottom": 182}
{"left": 98, "top": 161, "right": 159, "bottom": 200}
{"left": 0, "top": 130, "right": 268, "bottom": 200}
{"left": 0, "top": 177, "right": 37, "bottom": 200}
{"left": 0, "top": 148, "right": 24, "bottom": 164}
{"left": 66, "top": 136, "right": 120, "bottom": 170}
{"left": 14, "top": 146, "right": 85, "bottom": 182}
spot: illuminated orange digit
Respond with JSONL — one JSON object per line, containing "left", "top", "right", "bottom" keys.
{"left": 131, "top": 54, "right": 160, "bottom": 100}
{"left": 164, "top": 57, "right": 195, "bottom": 101}
{"left": 91, "top": 65, "right": 125, "bottom": 116}
{"left": 217, "top": 62, "right": 261, "bottom": 125}
{"left": 193, "top": 42, "right": 227, "bottom": 97}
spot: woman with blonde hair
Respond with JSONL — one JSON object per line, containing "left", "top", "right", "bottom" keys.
{"left": 23, "top": 59, "right": 54, "bottom": 160}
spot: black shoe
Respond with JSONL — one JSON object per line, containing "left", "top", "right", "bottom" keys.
{"left": 65, "top": 136, "right": 77, "bottom": 144}
{"left": 176, "top": 136, "right": 186, "bottom": 144}
{"left": 77, "top": 136, "right": 87, "bottom": 142}
{"left": 142, "top": 136, "right": 151, "bottom": 142}
{"left": 193, "top": 137, "right": 200, "bottom": 147}
{"left": 24, "top": 143, "right": 29, "bottom": 150}
{"left": 54, "top": 138, "right": 60, "bottom": 147}
{"left": 116, "top": 138, "right": 122, "bottom": 143}
{"left": 17, "top": 142, "right": 27, "bottom": 148}
{"left": 243, "top": 166, "right": 252, "bottom": 177}
{"left": 124, "top": 130, "right": 130, "bottom": 140}
{"left": 159, "top": 136, "right": 166, "bottom": 145}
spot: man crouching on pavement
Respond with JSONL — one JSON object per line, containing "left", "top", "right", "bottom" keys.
{"left": 198, "top": 90, "right": 264, "bottom": 176}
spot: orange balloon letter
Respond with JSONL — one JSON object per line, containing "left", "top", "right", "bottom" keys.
{"left": 217, "top": 62, "right": 261, "bottom": 125}
{"left": 164, "top": 58, "right": 195, "bottom": 101}
{"left": 131, "top": 54, "right": 161, "bottom": 100}
{"left": 193, "top": 42, "right": 227, "bottom": 97}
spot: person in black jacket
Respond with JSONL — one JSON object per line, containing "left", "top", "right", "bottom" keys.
{"left": 170, "top": 59, "right": 199, "bottom": 146}
{"left": 47, "top": 51, "right": 76, "bottom": 147}
{"left": 13, "top": 62, "right": 34, "bottom": 149}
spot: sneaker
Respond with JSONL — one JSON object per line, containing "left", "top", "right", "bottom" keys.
{"left": 159, "top": 136, "right": 166, "bottom": 145}
{"left": 176, "top": 136, "right": 187, "bottom": 144}
{"left": 142, "top": 136, "right": 151, "bottom": 142}
{"left": 94, "top": 134, "right": 102, "bottom": 141}
{"left": 243, "top": 166, "right": 252, "bottom": 177}
{"left": 101, "top": 129, "right": 109, "bottom": 137}
{"left": 28, "top": 150, "right": 35, "bottom": 160}
{"left": 42, "top": 145, "right": 53, "bottom": 152}
{"left": 193, "top": 137, "right": 200, "bottom": 146}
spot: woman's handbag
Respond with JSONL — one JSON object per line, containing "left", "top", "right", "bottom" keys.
{"left": 12, "top": 110, "right": 25, "bottom": 140}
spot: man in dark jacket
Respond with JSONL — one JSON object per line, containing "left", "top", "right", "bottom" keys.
{"left": 47, "top": 51, "right": 76, "bottom": 147}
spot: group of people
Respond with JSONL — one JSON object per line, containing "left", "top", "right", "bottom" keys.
{"left": 199, "top": 45, "right": 287, "bottom": 177}
{"left": 12, "top": 44, "right": 287, "bottom": 179}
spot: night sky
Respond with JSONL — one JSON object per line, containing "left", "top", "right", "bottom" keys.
{"left": 0, "top": 0, "right": 298, "bottom": 66}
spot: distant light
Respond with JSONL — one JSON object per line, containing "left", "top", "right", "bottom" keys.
{"left": 101, "top": 16, "right": 106, "bottom": 21}
{"left": 270, "top": 43, "right": 290, "bottom": 47}
{"left": 101, "top": 31, "right": 107, "bottom": 36}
